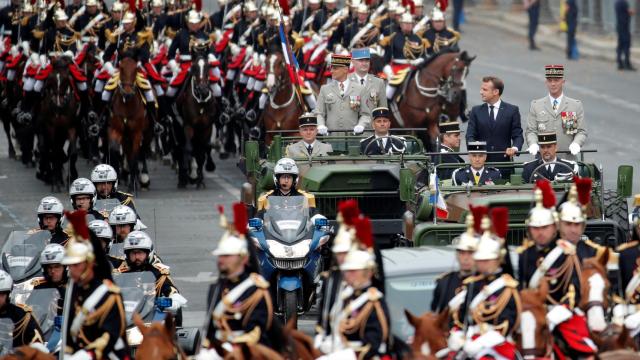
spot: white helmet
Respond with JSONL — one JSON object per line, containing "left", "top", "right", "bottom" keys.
{"left": 90, "top": 164, "right": 118, "bottom": 186}
{"left": 53, "top": 8, "right": 68, "bottom": 21}
{"left": 273, "top": 158, "right": 299, "bottom": 187}
{"left": 124, "top": 231, "right": 153, "bottom": 252}
{"left": 473, "top": 234, "right": 502, "bottom": 261}
{"left": 88, "top": 220, "right": 113, "bottom": 239}
{"left": 527, "top": 182, "right": 558, "bottom": 228}
{"left": 70, "top": 178, "right": 97, "bottom": 206}
{"left": 212, "top": 233, "right": 248, "bottom": 256}
{"left": 37, "top": 196, "right": 64, "bottom": 216}
{"left": 332, "top": 226, "right": 354, "bottom": 253}
{"left": 108, "top": 205, "right": 137, "bottom": 226}
{"left": 61, "top": 241, "right": 95, "bottom": 265}
{"left": 340, "top": 249, "right": 376, "bottom": 271}
{"left": 431, "top": 7, "right": 445, "bottom": 21}
{"left": 0, "top": 271, "right": 12, "bottom": 292}
{"left": 40, "top": 243, "right": 66, "bottom": 265}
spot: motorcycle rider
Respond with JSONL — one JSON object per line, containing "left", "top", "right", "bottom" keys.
{"left": 0, "top": 270, "right": 45, "bottom": 348}
{"left": 37, "top": 196, "right": 69, "bottom": 245}
{"left": 69, "top": 178, "right": 104, "bottom": 220}
{"left": 257, "top": 158, "right": 316, "bottom": 215}
{"left": 88, "top": 219, "right": 123, "bottom": 268}
{"left": 32, "top": 243, "right": 67, "bottom": 294}
{"left": 108, "top": 204, "right": 139, "bottom": 243}
{"left": 90, "top": 164, "right": 137, "bottom": 214}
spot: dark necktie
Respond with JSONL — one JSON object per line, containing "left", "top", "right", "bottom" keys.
{"left": 307, "top": 144, "right": 313, "bottom": 155}
{"left": 360, "top": 78, "right": 364, "bottom": 85}
{"left": 489, "top": 105, "right": 495, "bottom": 122}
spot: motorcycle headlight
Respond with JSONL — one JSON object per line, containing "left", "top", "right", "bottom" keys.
{"left": 126, "top": 326, "right": 144, "bottom": 346}
{"left": 266, "top": 239, "right": 311, "bottom": 259}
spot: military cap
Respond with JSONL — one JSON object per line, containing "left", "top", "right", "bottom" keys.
{"left": 468, "top": 141, "right": 487, "bottom": 153}
{"left": 439, "top": 114, "right": 460, "bottom": 133}
{"left": 351, "top": 48, "right": 370, "bottom": 60}
{"left": 545, "top": 64, "right": 564, "bottom": 78}
{"left": 331, "top": 54, "right": 351, "bottom": 67}
{"left": 298, "top": 112, "right": 318, "bottom": 127}
{"left": 537, "top": 132, "right": 557, "bottom": 145}
{"left": 372, "top": 107, "right": 391, "bottom": 119}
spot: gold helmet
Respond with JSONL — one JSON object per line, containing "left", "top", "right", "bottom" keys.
{"left": 86, "top": 0, "right": 99, "bottom": 6}
{"left": 54, "top": 8, "right": 68, "bottom": 21}
{"left": 559, "top": 177, "right": 591, "bottom": 223}
{"left": 473, "top": 208, "right": 508, "bottom": 261}
{"left": 527, "top": 179, "right": 558, "bottom": 228}
{"left": 340, "top": 216, "right": 376, "bottom": 271}
{"left": 212, "top": 203, "right": 249, "bottom": 257}
{"left": 431, "top": 6, "right": 445, "bottom": 21}
{"left": 61, "top": 210, "right": 95, "bottom": 265}
{"left": 187, "top": 9, "right": 203, "bottom": 24}
{"left": 122, "top": 11, "right": 136, "bottom": 24}
{"left": 452, "top": 205, "right": 488, "bottom": 252}
{"left": 112, "top": 1, "right": 125, "bottom": 12}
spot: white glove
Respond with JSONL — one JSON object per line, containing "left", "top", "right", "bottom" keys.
{"left": 208, "top": 54, "right": 217, "bottom": 63}
{"left": 612, "top": 304, "right": 627, "bottom": 326}
{"left": 63, "top": 50, "right": 74, "bottom": 59}
{"left": 21, "top": 41, "right": 30, "bottom": 55}
{"left": 230, "top": 43, "right": 240, "bottom": 56}
{"left": 463, "top": 330, "right": 505, "bottom": 357}
{"left": 167, "top": 293, "right": 188, "bottom": 312}
{"left": 39, "top": 54, "right": 48, "bottom": 69}
{"left": 195, "top": 348, "right": 224, "bottom": 360}
{"left": 353, "top": 125, "right": 364, "bottom": 135}
{"left": 447, "top": 330, "right": 465, "bottom": 351}
{"left": 546, "top": 305, "right": 573, "bottom": 331}
{"left": 311, "top": 33, "right": 322, "bottom": 44}
{"left": 410, "top": 58, "right": 424, "bottom": 66}
{"left": 29, "top": 342, "right": 50, "bottom": 354}
{"left": 29, "top": 53, "right": 39, "bottom": 67}
{"left": 317, "top": 125, "right": 328, "bottom": 135}
{"left": 569, "top": 142, "right": 581, "bottom": 155}
{"left": 527, "top": 143, "right": 539, "bottom": 155}
{"left": 103, "top": 61, "right": 115, "bottom": 75}
{"left": 67, "top": 350, "right": 92, "bottom": 360}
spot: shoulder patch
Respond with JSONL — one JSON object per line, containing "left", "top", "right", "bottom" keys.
{"left": 616, "top": 240, "right": 639, "bottom": 252}
{"left": 153, "top": 262, "right": 171, "bottom": 275}
{"left": 119, "top": 191, "right": 134, "bottom": 197}
{"left": 250, "top": 273, "right": 269, "bottom": 289}
{"left": 103, "top": 279, "right": 121, "bottom": 294}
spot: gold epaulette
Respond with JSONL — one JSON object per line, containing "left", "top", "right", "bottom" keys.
{"left": 463, "top": 274, "right": 483, "bottom": 285}
{"left": 105, "top": 28, "right": 117, "bottom": 44}
{"left": 616, "top": 240, "right": 639, "bottom": 252}
{"left": 257, "top": 33, "right": 264, "bottom": 47}
{"left": 16, "top": 303, "right": 33, "bottom": 313}
{"left": 293, "top": 36, "right": 304, "bottom": 53}
{"left": 379, "top": 32, "right": 395, "bottom": 47}
{"left": 367, "top": 287, "right": 383, "bottom": 301}
{"left": 165, "top": 27, "right": 177, "bottom": 39}
{"left": 257, "top": 190, "right": 274, "bottom": 211}
{"left": 298, "top": 190, "right": 316, "bottom": 208}
{"left": 32, "top": 28, "right": 45, "bottom": 39}
{"left": 21, "top": 15, "right": 32, "bottom": 27}
{"left": 436, "top": 271, "right": 452, "bottom": 281}
{"left": 30, "top": 277, "right": 47, "bottom": 287}
{"left": 114, "top": 262, "right": 129, "bottom": 273}
{"left": 516, "top": 239, "right": 534, "bottom": 254}
{"left": 250, "top": 273, "right": 269, "bottom": 289}
{"left": 502, "top": 274, "right": 518, "bottom": 288}
{"left": 449, "top": 28, "right": 461, "bottom": 43}
{"left": 421, "top": 38, "right": 431, "bottom": 49}
{"left": 136, "top": 28, "right": 154, "bottom": 47}
{"left": 584, "top": 239, "right": 606, "bottom": 260}
{"left": 153, "top": 262, "right": 171, "bottom": 275}
{"left": 103, "top": 279, "right": 121, "bottom": 294}
{"left": 371, "top": 13, "right": 388, "bottom": 28}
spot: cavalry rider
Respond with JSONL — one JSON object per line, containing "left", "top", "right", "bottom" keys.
{"left": 522, "top": 132, "right": 578, "bottom": 183}
{"left": 614, "top": 197, "right": 640, "bottom": 335}
{"left": 114, "top": 231, "right": 187, "bottom": 312}
{"left": 360, "top": 107, "right": 406, "bottom": 155}
{"left": 0, "top": 270, "right": 45, "bottom": 348}
{"left": 419, "top": 7, "right": 460, "bottom": 56}
{"left": 201, "top": 203, "right": 275, "bottom": 351}
{"left": 451, "top": 141, "right": 502, "bottom": 186}
{"left": 350, "top": 47, "right": 387, "bottom": 109}
{"left": 312, "top": 0, "right": 338, "bottom": 32}
{"left": 88, "top": 219, "right": 123, "bottom": 268}
{"left": 37, "top": 196, "right": 70, "bottom": 245}
{"left": 90, "top": 163, "right": 137, "bottom": 214}
{"left": 447, "top": 216, "right": 521, "bottom": 359}
{"left": 108, "top": 204, "right": 138, "bottom": 244}
{"left": 0, "top": 0, "right": 25, "bottom": 72}
{"left": 433, "top": 115, "right": 464, "bottom": 180}
{"left": 70, "top": 178, "right": 105, "bottom": 221}
{"left": 31, "top": 243, "right": 67, "bottom": 306}
{"left": 257, "top": 158, "right": 316, "bottom": 215}
{"left": 73, "top": 0, "right": 107, "bottom": 56}
{"left": 96, "top": 1, "right": 123, "bottom": 79}
{"left": 62, "top": 210, "right": 129, "bottom": 360}
{"left": 231, "top": 1, "right": 259, "bottom": 48}
{"left": 382, "top": 12, "right": 427, "bottom": 101}
{"left": 518, "top": 180, "right": 598, "bottom": 358}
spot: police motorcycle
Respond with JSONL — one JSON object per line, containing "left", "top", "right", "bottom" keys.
{"left": 1, "top": 231, "right": 50, "bottom": 290}
{"left": 106, "top": 205, "right": 148, "bottom": 261}
{"left": 0, "top": 319, "right": 14, "bottom": 355}
{"left": 249, "top": 196, "right": 331, "bottom": 326}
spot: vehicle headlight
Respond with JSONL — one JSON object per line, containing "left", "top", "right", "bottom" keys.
{"left": 266, "top": 239, "right": 311, "bottom": 259}
{"left": 126, "top": 326, "right": 144, "bottom": 346}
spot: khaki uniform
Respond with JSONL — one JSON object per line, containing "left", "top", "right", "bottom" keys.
{"left": 286, "top": 140, "right": 333, "bottom": 158}
{"left": 314, "top": 80, "right": 371, "bottom": 131}
{"left": 349, "top": 73, "right": 387, "bottom": 109}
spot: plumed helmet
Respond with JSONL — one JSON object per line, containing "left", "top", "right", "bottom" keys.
{"left": 527, "top": 179, "right": 558, "bottom": 228}
{"left": 212, "top": 203, "right": 249, "bottom": 256}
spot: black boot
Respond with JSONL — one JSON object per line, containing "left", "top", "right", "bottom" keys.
{"left": 16, "top": 91, "right": 35, "bottom": 124}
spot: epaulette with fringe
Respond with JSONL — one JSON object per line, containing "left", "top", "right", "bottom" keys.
{"left": 516, "top": 239, "right": 534, "bottom": 254}
{"left": 250, "top": 273, "right": 269, "bottom": 289}
{"left": 616, "top": 240, "right": 639, "bottom": 252}
{"left": 502, "top": 274, "right": 518, "bottom": 288}
{"left": 463, "top": 274, "right": 484, "bottom": 285}
{"left": 153, "top": 262, "right": 171, "bottom": 275}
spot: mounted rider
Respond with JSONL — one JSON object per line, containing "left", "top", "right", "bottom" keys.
{"left": 614, "top": 197, "right": 640, "bottom": 336}
{"left": 0, "top": 270, "right": 45, "bottom": 348}
{"left": 37, "top": 196, "right": 70, "bottom": 245}
{"left": 72, "top": 0, "right": 108, "bottom": 55}
{"left": 419, "top": 7, "right": 460, "bottom": 56}
{"left": 0, "top": 0, "right": 27, "bottom": 73}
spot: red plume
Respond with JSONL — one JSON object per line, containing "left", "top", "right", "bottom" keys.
{"left": 127, "top": 0, "right": 135, "bottom": 12}
{"left": 536, "top": 179, "right": 556, "bottom": 208}
{"left": 232, "top": 203, "right": 248, "bottom": 235}
{"left": 490, "top": 207, "right": 509, "bottom": 239}
{"left": 217, "top": 205, "right": 224, "bottom": 215}
{"left": 58, "top": 0, "right": 65, "bottom": 9}
{"left": 193, "top": 0, "right": 202, "bottom": 12}
{"left": 355, "top": 216, "right": 374, "bottom": 249}
{"left": 574, "top": 177, "right": 592, "bottom": 206}
{"left": 64, "top": 210, "right": 89, "bottom": 240}
{"left": 436, "top": 0, "right": 448, "bottom": 11}
{"left": 408, "top": 0, "right": 415, "bottom": 14}
{"left": 338, "top": 199, "right": 360, "bottom": 226}
{"left": 469, "top": 205, "right": 489, "bottom": 234}
{"left": 278, "top": 0, "right": 290, "bottom": 16}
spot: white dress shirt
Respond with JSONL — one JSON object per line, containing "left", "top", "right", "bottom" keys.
{"left": 548, "top": 93, "right": 564, "bottom": 113}
{"left": 487, "top": 99, "right": 501, "bottom": 120}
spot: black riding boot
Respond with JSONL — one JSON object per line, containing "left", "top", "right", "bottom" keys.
{"left": 17, "top": 91, "right": 35, "bottom": 124}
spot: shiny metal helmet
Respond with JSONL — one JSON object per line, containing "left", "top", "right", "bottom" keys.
{"left": 124, "top": 231, "right": 153, "bottom": 252}
{"left": 273, "top": 158, "right": 299, "bottom": 187}
{"left": 0, "top": 271, "right": 13, "bottom": 292}
{"left": 90, "top": 164, "right": 118, "bottom": 185}
{"left": 559, "top": 178, "right": 592, "bottom": 223}
{"left": 243, "top": 0, "right": 258, "bottom": 12}
{"left": 431, "top": 7, "right": 445, "bottom": 21}
{"left": 40, "top": 243, "right": 65, "bottom": 265}
{"left": 527, "top": 181, "right": 557, "bottom": 228}
{"left": 399, "top": 12, "right": 413, "bottom": 23}
{"left": 473, "top": 217, "right": 504, "bottom": 261}
{"left": 112, "top": 1, "right": 124, "bottom": 11}
{"left": 108, "top": 205, "right": 137, "bottom": 226}
{"left": 70, "top": 178, "right": 97, "bottom": 207}
{"left": 187, "top": 9, "right": 203, "bottom": 24}
{"left": 212, "top": 232, "right": 248, "bottom": 256}
{"left": 53, "top": 8, "right": 68, "bottom": 21}
{"left": 88, "top": 219, "right": 113, "bottom": 239}
{"left": 37, "top": 196, "right": 64, "bottom": 216}
{"left": 332, "top": 226, "right": 355, "bottom": 253}
{"left": 452, "top": 214, "right": 480, "bottom": 252}
{"left": 340, "top": 248, "right": 376, "bottom": 271}
{"left": 122, "top": 11, "right": 136, "bottom": 24}
{"left": 61, "top": 241, "right": 95, "bottom": 265}
{"left": 85, "top": 0, "right": 99, "bottom": 6}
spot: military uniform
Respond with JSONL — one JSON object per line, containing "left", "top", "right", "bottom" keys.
{"left": 0, "top": 303, "right": 44, "bottom": 348}
{"left": 616, "top": 241, "right": 640, "bottom": 302}
{"left": 452, "top": 165, "right": 501, "bottom": 186}
{"left": 522, "top": 157, "right": 578, "bottom": 183}
{"left": 286, "top": 140, "right": 333, "bottom": 158}
{"left": 50, "top": 229, "right": 71, "bottom": 246}
{"left": 420, "top": 26, "right": 460, "bottom": 55}
{"left": 433, "top": 144, "right": 464, "bottom": 180}
{"left": 349, "top": 73, "right": 387, "bottom": 109}
{"left": 359, "top": 135, "right": 406, "bottom": 155}
{"left": 314, "top": 79, "right": 371, "bottom": 131}
{"left": 312, "top": 7, "right": 338, "bottom": 33}
{"left": 0, "top": 3, "right": 22, "bottom": 44}
{"left": 382, "top": 31, "right": 426, "bottom": 65}
{"left": 431, "top": 271, "right": 469, "bottom": 313}
{"left": 97, "top": 190, "right": 137, "bottom": 214}
{"left": 203, "top": 270, "right": 274, "bottom": 347}
{"left": 114, "top": 261, "right": 179, "bottom": 298}
{"left": 73, "top": 10, "right": 108, "bottom": 49}
{"left": 31, "top": 276, "right": 65, "bottom": 315}
{"left": 316, "top": 269, "right": 342, "bottom": 338}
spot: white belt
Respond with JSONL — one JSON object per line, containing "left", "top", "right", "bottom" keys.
{"left": 391, "top": 59, "right": 410, "bottom": 64}
{"left": 81, "top": 36, "right": 98, "bottom": 43}
{"left": 179, "top": 54, "right": 192, "bottom": 61}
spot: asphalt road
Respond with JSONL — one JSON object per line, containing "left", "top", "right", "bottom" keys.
{"left": 0, "top": 19, "right": 638, "bottom": 333}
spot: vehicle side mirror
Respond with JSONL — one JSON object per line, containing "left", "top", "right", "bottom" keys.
{"left": 245, "top": 140, "right": 259, "bottom": 174}
{"left": 249, "top": 218, "right": 263, "bottom": 231}
{"left": 617, "top": 165, "right": 633, "bottom": 198}
{"left": 155, "top": 297, "right": 173, "bottom": 310}
{"left": 399, "top": 168, "right": 415, "bottom": 202}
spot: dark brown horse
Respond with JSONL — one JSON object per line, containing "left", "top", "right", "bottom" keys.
{"left": 133, "top": 312, "right": 187, "bottom": 360}
{"left": 37, "top": 56, "right": 79, "bottom": 190}
{"left": 259, "top": 51, "right": 305, "bottom": 144}
{"left": 404, "top": 309, "right": 449, "bottom": 360}
{"left": 109, "top": 56, "right": 152, "bottom": 191}
{"left": 175, "top": 55, "right": 217, "bottom": 188}
{"left": 390, "top": 51, "right": 475, "bottom": 151}
{"left": 517, "top": 280, "right": 554, "bottom": 359}
{"left": 3, "top": 51, "right": 32, "bottom": 164}
{"left": 0, "top": 346, "right": 55, "bottom": 360}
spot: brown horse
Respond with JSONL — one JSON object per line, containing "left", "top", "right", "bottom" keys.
{"left": 517, "top": 280, "right": 554, "bottom": 359}
{"left": 0, "top": 346, "right": 55, "bottom": 360}
{"left": 109, "top": 56, "right": 152, "bottom": 192}
{"left": 390, "top": 51, "right": 475, "bottom": 151}
{"left": 282, "top": 317, "right": 322, "bottom": 360}
{"left": 133, "top": 312, "right": 187, "bottom": 360}
{"left": 404, "top": 309, "right": 449, "bottom": 360}
{"left": 592, "top": 324, "right": 638, "bottom": 356}
{"left": 578, "top": 251, "right": 610, "bottom": 333}
{"left": 259, "top": 51, "right": 305, "bottom": 144}
{"left": 37, "top": 56, "right": 79, "bottom": 191}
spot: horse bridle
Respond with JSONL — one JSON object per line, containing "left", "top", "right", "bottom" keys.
{"left": 49, "top": 71, "right": 73, "bottom": 108}
{"left": 413, "top": 57, "right": 468, "bottom": 103}
{"left": 267, "top": 54, "right": 296, "bottom": 109}
{"left": 191, "top": 58, "right": 212, "bottom": 104}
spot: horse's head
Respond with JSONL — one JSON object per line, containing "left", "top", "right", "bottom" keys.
{"left": 2, "top": 346, "right": 56, "bottom": 360}
{"left": 190, "top": 56, "right": 212, "bottom": 102}
{"left": 45, "top": 58, "right": 73, "bottom": 108}
{"left": 133, "top": 312, "right": 185, "bottom": 360}
{"left": 579, "top": 250, "right": 611, "bottom": 332}
{"left": 439, "top": 51, "right": 474, "bottom": 105}
{"left": 266, "top": 52, "right": 287, "bottom": 92}
{"left": 118, "top": 56, "right": 138, "bottom": 100}
{"left": 517, "top": 280, "right": 553, "bottom": 359}
{"left": 404, "top": 309, "right": 449, "bottom": 359}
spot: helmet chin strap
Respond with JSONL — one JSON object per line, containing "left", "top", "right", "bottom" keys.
{"left": 78, "top": 261, "right": 95, "bottom": 285}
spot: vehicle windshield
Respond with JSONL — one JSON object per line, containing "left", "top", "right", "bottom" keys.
{"left": 0, "top": 318, "right": 13, "bottom": 355}
{"left": 282, "top": 135, "right": 423, "bottom": 156}
{"left": 264, "top": 197, "right": 311, "bottom": 244}
{"left": 94, "top": 199, "right": 121, "bottom": 218}
{"left": 60, "top": 213, "right": 97, "bottom": 232}
{"left": 1, "top": 231, "right": 50, "bottom": 281}
{"left": 113, "top": 271, "right": 156, "bottom": 325}
{"left": 24, "top": 288, "right": 60, "bottom": 337}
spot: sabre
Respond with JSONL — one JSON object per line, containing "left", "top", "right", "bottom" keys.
{"left": 195, "top": 279, "right": 222, "bottom": 351}
{"left": 298, "top": 0, "right": 307, "bottom": 34}
{"left": 59, "top": 276, "right": 75, "bottom": 360}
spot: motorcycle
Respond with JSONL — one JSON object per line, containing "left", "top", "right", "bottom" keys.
{"left": 1, "top": 230, "right": 50, "bottom": 292}
{"left": 19, "top": 287, "right": 62, "bottom": 352}
{"left": 249, "top": 196, "right": 331, "bottom": 327}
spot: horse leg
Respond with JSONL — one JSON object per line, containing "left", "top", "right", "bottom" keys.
{"left": 67, "top": 128, "right": 78, "bottom": 183}
{"left": 1, "top": 115, "right": 16, "bottom": 158}
{"left": 139, "top": 121, "right": 153, "bottom": 189}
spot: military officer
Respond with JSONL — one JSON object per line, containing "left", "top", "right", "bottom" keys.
{"left": 525, "top": 65, "right": 587, "bottom": 161}
{"left": 62, "top": 210, "right": 129, "bottom": 359}
{"left": 90, "top": 164, "right": 137, "bottom": 214}
{"left": 350, "top": 47, "right": 386, "bottom": 108}
{"left": 522, "top": 132, "right": 578, "bottom": 183}
{"left": 433, "top": 115, "right": 464, "bottom": 180}
{"left": 314, "top": 54, "right": 371, "bottom": 135}
{"left": 256, "top": 158, "right": 317, "bottom": 214}
{"left": 452, "top": 142, "right": 501, "bottom": 186}
{"left": 231, "top": 1, "right": 259, "bottom": 47}
{"left": 359, "top": 107, "right": 406, "bottom": 155}
{"left": 73, "top": 0, "right": 106, "bottom": 48}
{"left": 286, "top": 113, "right": 334, "bottom": 158}
{"left": 69, "top": 178, "right": 105, "bottom": 221}
{"left": 37, "top": 196, "right": 70, "bottom": 245}
{"left": 420, "top": 7, "right": 460, "bottom": 56}
{"left": 0, "top": 270, "right": 45, "bottom": 348}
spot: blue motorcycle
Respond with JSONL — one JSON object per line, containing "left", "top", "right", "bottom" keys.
{"left": 249, "top": 196, "right": 331, "bottom": 327}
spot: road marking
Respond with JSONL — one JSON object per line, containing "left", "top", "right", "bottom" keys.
{"left": 0, "top": 202, "right": 28, "bottom": 229}
{"left": 204, "top": 172, "right": 241, "bottom": 199}
{"left": 0, "top": 175, "right": 7, "bottom": 179}
{"left": 174, "top": 272, "right": 218, "bottom": 283}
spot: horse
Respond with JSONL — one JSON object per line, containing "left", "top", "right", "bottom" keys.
{"left": 404, "top": 309, "right": 449, "bottom": 360}
{"left": 389, "top": 50, "right": 475, "bottom": 151}
{"left": 108, "top": 56, "right": 152, "bottom": 192}
{"left": 517, "top": 280, "right": 554, "bottom": 359}
{"left": 133, "top": 312, "right": 187, "bottom": 360}
{"left": 175, "top": 55, "right": 217, "bottom": 188}
{"left": 37, "top": 56, "right": 80, "bottom": 190}
{"left": 78, "top": 42, "right": 103, "bottom": 163}
{"left": 282, "top": 317, "right": 323, "bottom": 360}
{"left": 0, "top": 346, "right": 55, "bottom": 360}
{"left": 259, "top": 51, "right": 305, "bottom": 145}
{"left": 592, "top": 324, "right": 638, "bottom": 356}
{"left": 578, "top": 251, "right": 610, "bottom": 333}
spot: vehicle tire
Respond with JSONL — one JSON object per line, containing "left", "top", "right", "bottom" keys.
{"left": 282, "top": 290, "right": 298, "bottom": 329}
{"left": 604, "top": 189, "right": 629, "bottom": 234}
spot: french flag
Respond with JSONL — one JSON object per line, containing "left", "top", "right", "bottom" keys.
{"left": 429, "top": 173, "right": 449, "bottom": 219}
{"left": 278, "top": 18, "right": 301, "bottom": 88}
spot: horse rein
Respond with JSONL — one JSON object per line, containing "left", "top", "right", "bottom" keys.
{"left": 267, "top": 55, "right": 297, "bottom": 109}
{"left": 191, "top": 58, "right": 212, "bottom": 104}
{"left": 413, "top": 58, "right": 467, "bottom": 100}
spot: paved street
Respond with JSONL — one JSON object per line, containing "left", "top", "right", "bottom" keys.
{"left": 0, "top": 19, "right": 639, "bottom": 333}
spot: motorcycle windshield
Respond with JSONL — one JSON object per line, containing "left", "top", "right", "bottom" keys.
{"left": 108, "top": 242, "right": 125, "bottom": 260}
{"left": 263, "top": 197, "right": 310, "bottom": 244}
{"left": 60, "top": 213, "right": 97, "bottom": 232}
{"left": 24, "top": 288, "right": 60, "bottom": 337}
{"left": 1, "top": 231, "right": 50, "bottom": 282}
{"left": 0, "top": 319, "right": 13, "bottom": 355}
{"left": 94, "top": 199, "right": 121, "bottom": 219}
{"left": 113, "top": 271, "right": 156, "bottom": 325}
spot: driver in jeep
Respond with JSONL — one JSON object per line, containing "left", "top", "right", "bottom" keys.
{"left": 360, "top": 107, "right": 406, "bottom": 155}
{"left": 523, "top": 132, "right": 578, "bottom": 183}
{"left": 257, "top": 158, "right": 316, "bottom": 216}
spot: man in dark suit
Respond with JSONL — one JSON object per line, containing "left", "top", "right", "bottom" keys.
{"left": 360, "top": 107, "right": 406, "bottom": 155}
{"left": 452, "top": 142, "right": 501, "bottom": 186}
{"left": 522, "top": 132, "right": 578, "bottom": 183}
{"left": 466, "top": 76, "right": 524, "bottom": 179}
{"left": 615, "top": 0, "right": 636, "bottom": 71}
{"left": 433, "top": 115, "right": 464, "bottom": 180}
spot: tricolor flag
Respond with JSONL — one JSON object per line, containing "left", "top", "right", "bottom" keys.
{"left": 429, "top": 173, "right": 448, "bottom": 219}
{"left": 278, "top": 17, "right": 301, "bottom": 88}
